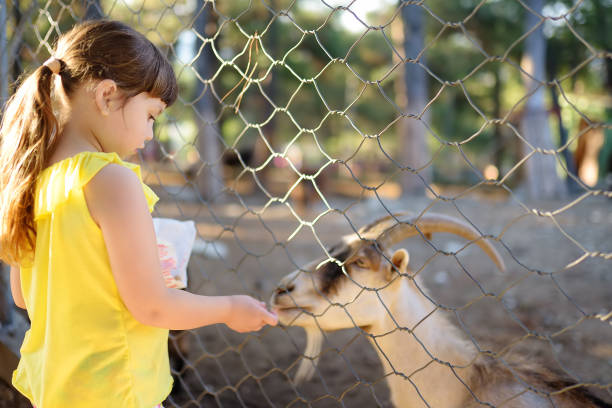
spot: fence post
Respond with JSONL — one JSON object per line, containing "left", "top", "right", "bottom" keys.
{"left": 0, "top": 2, "right": 20, "bottom": 385}
{"left": 0, "top": 263, "right": 16, "bottom": 383}
{"left": 0, "top": 0, "right": 8, "bottom": 108}
{"left": 0, "top": 263, "right": 28, "bottom": 384}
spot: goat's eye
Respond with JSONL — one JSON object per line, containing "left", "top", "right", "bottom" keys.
{"left": 353, "top": 258, "right": 368, "bottom": 268}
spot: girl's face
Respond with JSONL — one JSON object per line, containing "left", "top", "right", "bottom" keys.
{"left": 102, "top": 91, "right": 166, "bottom": 157}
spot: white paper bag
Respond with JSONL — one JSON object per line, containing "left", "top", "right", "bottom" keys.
{"left": 153, "top": 218, "right": 197, "bottom": 289}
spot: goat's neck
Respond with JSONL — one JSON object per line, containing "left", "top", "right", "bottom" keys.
{"left": 367, "top": 277, "right": 477, "bottom": 408}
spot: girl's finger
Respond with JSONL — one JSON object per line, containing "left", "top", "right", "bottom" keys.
{"left": 264, "top": 310, "right": 278, "bottom": 326}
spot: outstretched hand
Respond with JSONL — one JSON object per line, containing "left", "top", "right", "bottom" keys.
{"left": 225, "top": 295, "right": 278, "bottom": 333}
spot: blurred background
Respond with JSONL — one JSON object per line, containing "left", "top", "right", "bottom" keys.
{"left": 0, "top": 0, "right": 610, "bottom": 407}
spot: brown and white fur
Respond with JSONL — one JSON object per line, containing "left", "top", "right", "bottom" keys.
{"left": 271, "top": 213, "right": 610, "bottom": 408}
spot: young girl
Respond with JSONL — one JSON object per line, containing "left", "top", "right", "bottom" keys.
{"left": 0, "top": 20, "right": 277, "bottom": 408}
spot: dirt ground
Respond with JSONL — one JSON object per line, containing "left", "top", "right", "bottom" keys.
{"left": 148, "top": 183, "right": 611, "bottom": 408}
{"left": 2, "top": 185, "right": 610, "bottom": 407}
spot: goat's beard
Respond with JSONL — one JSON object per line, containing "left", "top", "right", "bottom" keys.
{"left": 294, "top": 326, "right": 324, "bottom": 384}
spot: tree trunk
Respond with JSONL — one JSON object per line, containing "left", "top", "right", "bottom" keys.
{"left": 83, "top": 0, "right": 103, "bottom": 20}
{"left": 519, "top": 0, "right": 566, "bottom": 199}
{"left": 0, "top": 0, "right": 8, "bottom": 109}
{"left": 492, "top": 68, "right": 504, "bottom": 171}
{"left": 11, "top": 0, "right": 21, "bottom": 83}
{"left": 399, "top": 2, "right": 431, "bottom": 194}
{"left": 10, "top": 0, "right": 37, "bottom": 83}
{"left": 550, "top": 86, "right": 579, "bottom": 193}
{"left": 593, "top": 0, "right": 612, "bottom": 184}
{"left": 193, "top": 1, "right": 225, "bottom": 201}
{"left": 253, "top": 0, "right": 278, "bottom": 170}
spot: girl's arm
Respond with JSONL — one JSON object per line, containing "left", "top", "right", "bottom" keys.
{"left": 84, "top": 163, "right": 277, "bottom": 331}
{"left": 9, "top": 265, "right": 26, "bottom": 309}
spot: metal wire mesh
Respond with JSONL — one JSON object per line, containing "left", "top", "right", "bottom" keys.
{"left": 1, "top": 0, "right": 611, "bottom": 407}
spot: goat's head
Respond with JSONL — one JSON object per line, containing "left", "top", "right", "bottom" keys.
{"left": 271, "top": 212, "right": 505, "bottom": 331}
{"left": 271, "top": 213, "right": 505, "bottom": 382}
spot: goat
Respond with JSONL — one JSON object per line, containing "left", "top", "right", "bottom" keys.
{"left": 271, "top": 213, "right": 610, "bottom": 407}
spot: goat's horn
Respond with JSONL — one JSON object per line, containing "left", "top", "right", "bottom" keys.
{"left": 361, "top": 213, "right": 505, "bottom": 271}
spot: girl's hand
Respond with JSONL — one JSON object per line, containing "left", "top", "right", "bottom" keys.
{"left": 225, "top": 295, "right": 278, "bottom": 333}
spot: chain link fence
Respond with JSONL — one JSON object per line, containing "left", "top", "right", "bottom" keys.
{"left": 1, "top": 0, "right": 611, "bottom": 407}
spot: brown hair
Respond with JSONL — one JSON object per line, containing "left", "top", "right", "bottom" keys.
{"left": 0, "top": 20, "right": 178, "bottom": 265}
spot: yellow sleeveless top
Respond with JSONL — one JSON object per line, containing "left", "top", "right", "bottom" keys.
{"left": 12, "top": 151, "right": 173, "bottom": 408}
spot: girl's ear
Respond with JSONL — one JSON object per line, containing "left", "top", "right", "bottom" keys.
{"left": 93, "top": 79, "right": 119, "bottom": 116}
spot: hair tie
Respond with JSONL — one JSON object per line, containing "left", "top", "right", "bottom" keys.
{"left": 43, "top": 57, "right": 61, "bottom": 75}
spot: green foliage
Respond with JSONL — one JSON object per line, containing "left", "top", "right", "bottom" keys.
{"left": 4, "top": 0, "right": 608, "bottom": 185}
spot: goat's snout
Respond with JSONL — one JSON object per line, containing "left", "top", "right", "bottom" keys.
{"left": 275, "top": 283, "right": 295, "bottom": 296}
{"left": 271, "top": 282, "right": 299, "bottom": 313}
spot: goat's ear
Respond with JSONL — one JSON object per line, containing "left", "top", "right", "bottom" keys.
{"left": 385, "top": 249, "right": 409, "bottom": 281}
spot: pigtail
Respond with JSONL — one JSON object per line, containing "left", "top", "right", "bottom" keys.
{"left": 0, "top": 64, "right": 60, "bottom": 265}
{"left": 1, "top": 20, "right": 178, "bottom": 265}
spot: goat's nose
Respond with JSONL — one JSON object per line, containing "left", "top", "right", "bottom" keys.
{"left": 275, "top": 283, "right": 295, "bottom": 296}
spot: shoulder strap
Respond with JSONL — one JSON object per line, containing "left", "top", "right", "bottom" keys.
{"left": 35, "top": 152, "right": 159, "bottom": 219}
